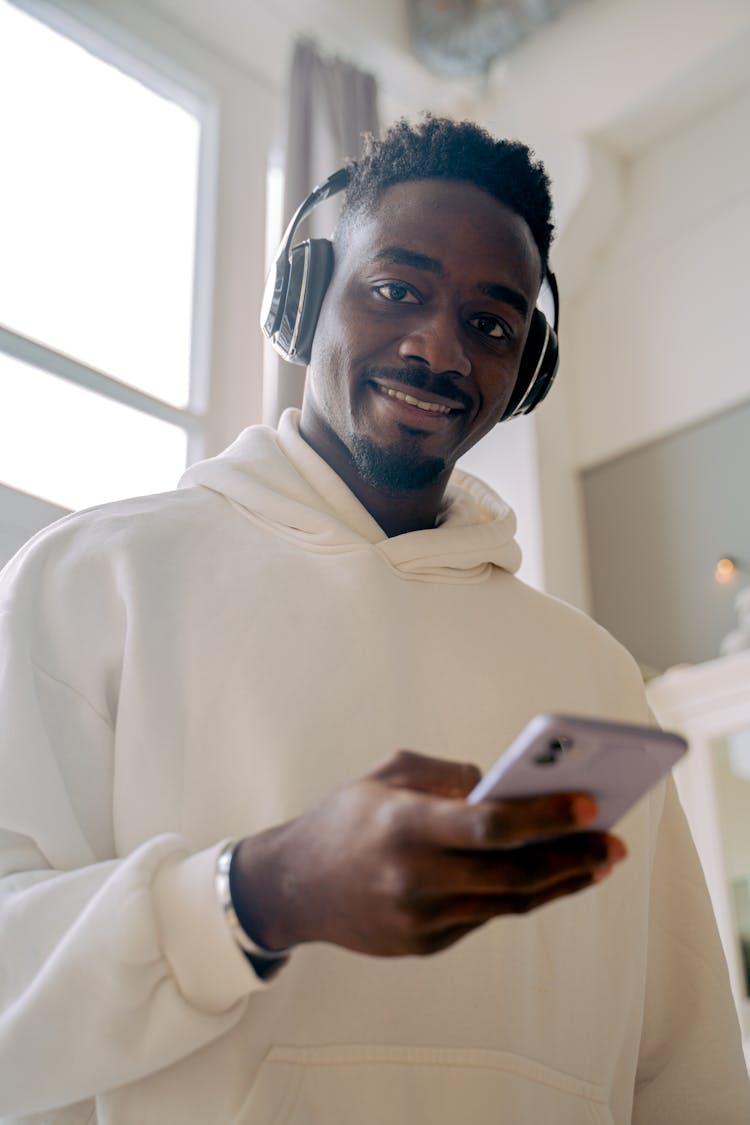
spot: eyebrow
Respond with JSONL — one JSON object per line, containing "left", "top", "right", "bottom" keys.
{"left": 477, "top": 283, "right": 529, "bottom": 319}
{"left": 374, "top": 246, "right": 444, "bottom": 274}
{"left": 373, "top": 246, "right": 530, "bottom": 319}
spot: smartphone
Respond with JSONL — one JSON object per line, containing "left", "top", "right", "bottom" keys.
{"left": 467, "top": 714, "right": 687, "bottom": 832}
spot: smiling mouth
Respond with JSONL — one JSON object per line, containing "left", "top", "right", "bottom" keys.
{"left": 373, "top": 383, "right": 462, "bottom": 416}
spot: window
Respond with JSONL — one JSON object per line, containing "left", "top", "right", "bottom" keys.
{"left": 0, "top": 0, "right": 212, "bottom": 511}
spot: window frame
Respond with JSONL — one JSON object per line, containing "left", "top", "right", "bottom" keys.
{"left": 2, "top": 0, "right": 275, "bottom": 510}
{"left": 1, "top": 0, "right": 220, "bottom": 475}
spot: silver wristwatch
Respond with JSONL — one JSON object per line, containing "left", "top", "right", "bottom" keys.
{"left": 215, "top": 841, "right": 292, "bottom": 980}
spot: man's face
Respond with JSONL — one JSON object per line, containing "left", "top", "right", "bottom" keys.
{"left": 302, "top": 178, "right": 542, "bottom": 494}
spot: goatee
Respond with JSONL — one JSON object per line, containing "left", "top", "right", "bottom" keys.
{"left": 349, "top": 433, "right": 445, "bottom": 493}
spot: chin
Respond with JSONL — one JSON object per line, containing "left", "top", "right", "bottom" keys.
{"left": 349, "top": 433, "right": 446, "bottom": 493}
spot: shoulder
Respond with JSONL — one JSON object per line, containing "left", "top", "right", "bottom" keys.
{"left": 496, "top": 575, "right": 650, "bottom": 722}
{"left": 0, "top": 485, "right": 218, "bottom": 612}
{"left": 498, "top": 572, "right": 623, "bottom": 647}
{"left": 0, "top": 486, "right": 229, "bottom": 702}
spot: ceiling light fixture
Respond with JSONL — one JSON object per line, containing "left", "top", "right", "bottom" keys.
{"left": 407, "top": 0, "right": 585, "bottom": 78}
{"left": 715, "top": 557, "right": 742, "bottom": 585}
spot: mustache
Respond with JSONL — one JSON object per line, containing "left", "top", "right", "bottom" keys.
{"left": 363, "top": 366, "right": 473, "bottom": 411}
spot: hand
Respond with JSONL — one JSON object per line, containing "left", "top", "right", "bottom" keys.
{"left": 230, "top": 750, "right": 627, "bottom": 958}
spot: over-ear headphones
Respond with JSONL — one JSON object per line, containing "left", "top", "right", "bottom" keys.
{"left": 260, "top": 167, "right": 559, "bottom": 421}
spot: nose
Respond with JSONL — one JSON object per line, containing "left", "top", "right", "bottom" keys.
{"left": 397, "top": 308, "right": 471, "bottom": 378}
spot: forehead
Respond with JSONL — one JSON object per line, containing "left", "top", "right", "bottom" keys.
{"left": 340, "top": 178, "right": 542, "bottom": 290}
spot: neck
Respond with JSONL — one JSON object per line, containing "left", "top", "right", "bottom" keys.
{"left": 343, "top": 475, "right": 448, "bottom": 538}
{"left": 298, "top": 411, "right": 451, "bottom": 538}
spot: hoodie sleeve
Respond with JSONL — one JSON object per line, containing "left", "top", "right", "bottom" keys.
{"left": 0, "top": 530, "right": 266, "bottom": 1118}
{"left": 633, "top": 780, "right": 750, "bottom": 1121}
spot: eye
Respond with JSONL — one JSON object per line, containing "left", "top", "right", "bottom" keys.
{"left": 373, "top": 281, "right": 420, "bottom": 304}
{"left": 468, "top": 314, "right": 510, "bottom": 340}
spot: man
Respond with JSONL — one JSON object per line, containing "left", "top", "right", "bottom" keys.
{"left": 0, "top": 117, "right": 747, "bottom": 1123}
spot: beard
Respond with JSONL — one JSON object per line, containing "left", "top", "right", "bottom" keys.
{"left": 349, "top": 431, "right": 446, "bottom": 492}
{"left": 344, "top": 364, "right": 469, "bottom": 492}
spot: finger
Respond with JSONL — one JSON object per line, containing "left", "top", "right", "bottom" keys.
{"left": 370, "top": 749, "right": 482, "bottom": 798}
{"left": 418, "top": 790, "right": 600, "bottom": 850}
{"left": 517, "top": 870, "right": 601, "bottom": 912}
{"left": 420, "top": 871, "right": 600, "bottom": 939}
{"left": 427, "top": 833, "right": 627, "bottom": 897}
{"left": 400, "top": 833, "right": 626, "bottom": 906}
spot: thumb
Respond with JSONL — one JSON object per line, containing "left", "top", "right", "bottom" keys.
{"left": 370, "top": 749, "right": 481, "bottom": 798}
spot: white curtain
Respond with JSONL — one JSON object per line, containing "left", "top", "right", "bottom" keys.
{"left": 267, "top": 39, "right": 380, "bottom": 424}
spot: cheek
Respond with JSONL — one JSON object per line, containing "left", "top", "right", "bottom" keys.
{"left": 307, "top": 330, "right": 360, "bottom": 432}
{"left": 308, "top": 305, "right": 337, "bottom": 373}
{"left": 310, "top": 292, "right": 358, "bottom": 372}
{"left": 461, "top": 410, "right": 503, "bottom": 453}
{"left": 315, "top": 282, "right": 395, "bottom": 367}
{"left": 309, "top": 314, "right": 378, "bottom": 412}
{"left": 474, "top": 364, "right": 518, "bottom": 419}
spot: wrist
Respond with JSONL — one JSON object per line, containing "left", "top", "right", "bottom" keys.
{"left": 215, "top": 841, "right": 293, "bottom": 979}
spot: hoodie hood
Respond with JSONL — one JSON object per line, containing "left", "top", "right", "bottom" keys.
{"left": 180, "top": 409, "right": 521, "bottom": 580}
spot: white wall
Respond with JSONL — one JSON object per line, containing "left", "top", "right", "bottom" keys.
{"left": 481, "top": 79, "right": 750, "bottom": 612}
{"left": 458, "top": 416, "right": 544, "bottom": 591}
{"left": 568, "top": 85, "right": 750, "bottom": 469}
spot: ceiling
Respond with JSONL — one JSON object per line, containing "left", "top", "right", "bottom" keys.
{"left": 139, "top": 0, "right": 750, "bottom": 156}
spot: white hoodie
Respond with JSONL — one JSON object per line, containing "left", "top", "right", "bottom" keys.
{"left": 0, "top": 410, "right": 747, "bottom": 1123}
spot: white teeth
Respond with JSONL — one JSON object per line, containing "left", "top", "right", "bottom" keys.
{"left": 381, "top": 387, "right": 452, "bottom": 414}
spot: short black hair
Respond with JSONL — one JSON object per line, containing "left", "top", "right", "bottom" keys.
{"left": 336, "top": 115, "right": 554, "bottom": 273}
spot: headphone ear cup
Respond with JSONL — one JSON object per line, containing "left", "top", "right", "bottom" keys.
{"left": 273, "top": 238, "right": 334, "bottom": 366}
{"left": 501, "top": 309, "right": 559, "bottom": 421}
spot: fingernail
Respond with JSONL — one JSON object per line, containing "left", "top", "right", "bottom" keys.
{"left": 593, "top": 865, "right": 613, "bottom": 883}
{"left": 571, "top": 795, "right": 597, "bottom": 826}
{"left": 607, "top": 838, "right": 627, "bottom": 863}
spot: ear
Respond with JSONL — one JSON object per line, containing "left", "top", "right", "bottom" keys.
{"left": 260, "top": 166, "right": 350, "bottom": 364}
{"left": 272, "top": 239, "right": 334, "bottom": 365}
{"left": 500, "top": 272, "right": 560, "bottom": 421}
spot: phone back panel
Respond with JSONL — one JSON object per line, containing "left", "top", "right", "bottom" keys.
{"left": 468, "top": 714, "right": 687, "bottom": 831}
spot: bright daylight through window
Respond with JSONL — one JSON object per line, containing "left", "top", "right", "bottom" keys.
{"left": 0, "top": 1, "right": 202, "bottom": 511}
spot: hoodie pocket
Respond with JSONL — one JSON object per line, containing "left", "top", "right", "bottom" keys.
{"left": 233, "top": 1044, "right": 615, "bottom": 1125}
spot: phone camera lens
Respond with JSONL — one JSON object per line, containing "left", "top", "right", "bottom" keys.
{"left": 533, "top": 750, "right": 558, "bottom": 766}
{"left": 533, "top": 736, "right": 574, "bottom": 766}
